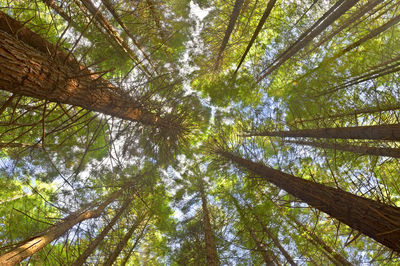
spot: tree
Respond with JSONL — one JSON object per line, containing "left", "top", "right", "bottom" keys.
{"left": 215, "top": 150, "right": 400, "bottom": 251}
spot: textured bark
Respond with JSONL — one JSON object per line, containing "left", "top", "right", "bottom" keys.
{"left": 72, "top": 196, "right": 133, "bottom": 266}
{"left": 103, "top": 215, "right": 149, "bottom": 266}
{"left": 272, "top": 202, "right": 351, "bottom": 266}
{"left": 0, "top": 12, "right": 161, "bottom": 127}
{"left": 257, "top": 0, "right": 359, "bottom": 82}
{"left": 234, "top": 0, "right": 277, "bottom": 74}
{"left": 285, "top": 139, "right": 400, "bottom": 158}
{"left": 245, "top": 124, "right": 400, "bottom": 141}
{"left": 230, "top": 195, "right": 275, "bottom": 265}
{"left": 199, "top": 179, "right": 219, "bottom": 266}
{"left": 0, "top": 183, "right": 134, "bottom": 265}
{"left": 214, "top": 0, "right": 244, "bottom": 69}
{"left": 219, "top": 151, "right": 400, "bottom": 251}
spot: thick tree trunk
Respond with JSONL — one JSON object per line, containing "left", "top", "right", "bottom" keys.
{"left": 285, "top": 139, "right": 400, "bottom": 158}
{"left": 72, "top": 196, "right": 133, "bottom": 266}
{"left": 230, "top": 195, "right": 275, "bottom": 265}
{"left": 219, "top": 151, "right": 400, "bottom": 251}
{"left": 234, "top": 0, "right": 277, "bottom": 74}
{"left": 0, "top": 182, "right": 135, "bottom": 265}
{"left": 214, "top": 0, "right": 244, "bottom": 69}
{"left": 0, "top": 12, "right": 163, "bottom": 127}
{"left": 103, "top": 215, "right": 149, "bottom": 266}
{"left": 245, "top": 124, "right": 400, "bottom": 141}
{"left": 199, "top": 179, "right": 219, "bottom": 266}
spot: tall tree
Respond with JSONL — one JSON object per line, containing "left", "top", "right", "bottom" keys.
{"left": 0, "top": 178, "right": 137, "bottom": 265}
{"left": 215, "top": 150, "right": 400, "bottom": 251}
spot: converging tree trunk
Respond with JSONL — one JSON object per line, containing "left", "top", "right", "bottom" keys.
{"left": 214, "top": 0, "right": 244, "bottom": 69}
{"left": 103, "top": 214, "right": 149, "bottom": 266}
{"left": 230, "top": 195, "right": 275, "bottom": 265}
{"left": 0, "top": 181, "right": 136, "bottom": 265}
{"left": 218, "top": 151, "right": 400, "bottom": 251}
{"left": 245, "top": 124, "right": 400, "bottom": 141}
{"left": 73, "top": 196, "right": 134, "bottom": 266}
{"left": 234, "top": 0, "right": 277, "bottom": 74}
{"left": 284, "top": 139, "right": 400, "bottom": 158}
{"left": 272, "top": 201, "right": 351, "bottom": 265}
{"left": 199, "top": 179, "right": 219, "bottom": 266}
{"left": 246, "top": 203, "right": 297, "bottom": 266}
{"left": 0, "top": 12, "right": 168, "bottom": 128}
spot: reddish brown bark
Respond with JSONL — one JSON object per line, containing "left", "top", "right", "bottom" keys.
{"left": 245, "top": 124, "right": 400, "bottom": 141}
{"left": 219, "top": 151, "right": 400, "bottom": 251}
{"left": 199, "top": 179, "right": 219, "bottom": 266}
{"left": 0, "top": 12, "right": 161, "bottom": 127}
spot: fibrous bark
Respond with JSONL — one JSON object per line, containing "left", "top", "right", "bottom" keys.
{"left": 218, "top": 151, "right": 400, "bottom": 251}
{"left": 0, "top": 12, "right": 164, "bottom": 127}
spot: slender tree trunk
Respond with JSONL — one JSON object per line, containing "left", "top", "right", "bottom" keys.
{"left": 218, "top": 151, "right": 400, "bottom": 251}
{"left": 272, "top": 201, "right": 352, "bottom": 265}
{"left": 79, "top": 0, "right": 151, "bottom": 76}
{"left": 0, "top": 12, "right": 165, "bottom": 128}
{"left": 230, "top": 195, "right": 275, "bottom": 265}
{"left": 257, "top": 0, "right": 359, "bottom": 82}
{"left": 72, "top": 196, "right": 133, "bottom": 266}
{"left": 292, "top": 103, "right": 400, "bottom": 124}
{"left": 0, "top": 181, "right": 135, "bottom": 265}
{"left": 120, "top": 215, "right": 151, "bottom": 266}
{"left": 199, "top": 179, "right": 219, "bottom": 266}
{"left": 103, "top": 215, "right": 149, "bottom": 266}
{"left": 100, "top": 0, "right": 155, "bottom": 71}
{"left": 234, "top": 0, "right": 277, "bottom": 74}
{"left": 245, "top": 124, "right": 400, "bottom": 141}
{"left": 214, "top": 0, "right": 244, "bottom": 69}
{"left": 246, "top": 204, "right": 297, "bottom": 266}
{"left": 285, "top": 139, "right": 400, "bottom": 158}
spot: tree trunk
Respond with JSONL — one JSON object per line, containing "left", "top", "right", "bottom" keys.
{"left": 199, "top": 179, "right": 219, "bottom": 266}
{"left": 285, "top": 139, "right": 400, "bottom": 158}
{"left": 218, "top": 151, "right": 400, "bottom": 251}
{"left": 103, "top": 215, "right": 149, "bottom": 266}
{"left": 257, "top": 0, "right": 359, "bottom": 82}
{"left": 79, "top": 0, "right": 151, "bottom": 76}
{"left": 292, "top": 103, "right": 400, "bottom": 124}
{"left": 272, "top": 201, "right": 351, "bottom": 265}
{"left": 214, "top": 0, "right": 244, "bottom": 69}
{"left": 73, "top": 196, "right": 133, "bottom": 266}
{"left": 234, "top": 0, "right": 277, "bottom": 74}
{"left": 247, "top": 204, "right": 297, "bottom": 266}
{"left": 120, "top": 215, "right": 151, "bottom": 266}
{"left": 230, "top": 195, "right": 275, "bottom": 265}
{"left": 245, "top": 124, "right": 400, "bottom": 141}
{"left": 0, "top": 181, "right": 135, "bottom": 265}
{"left": 0, "top": 12, "right": 164, "bottom": 127}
